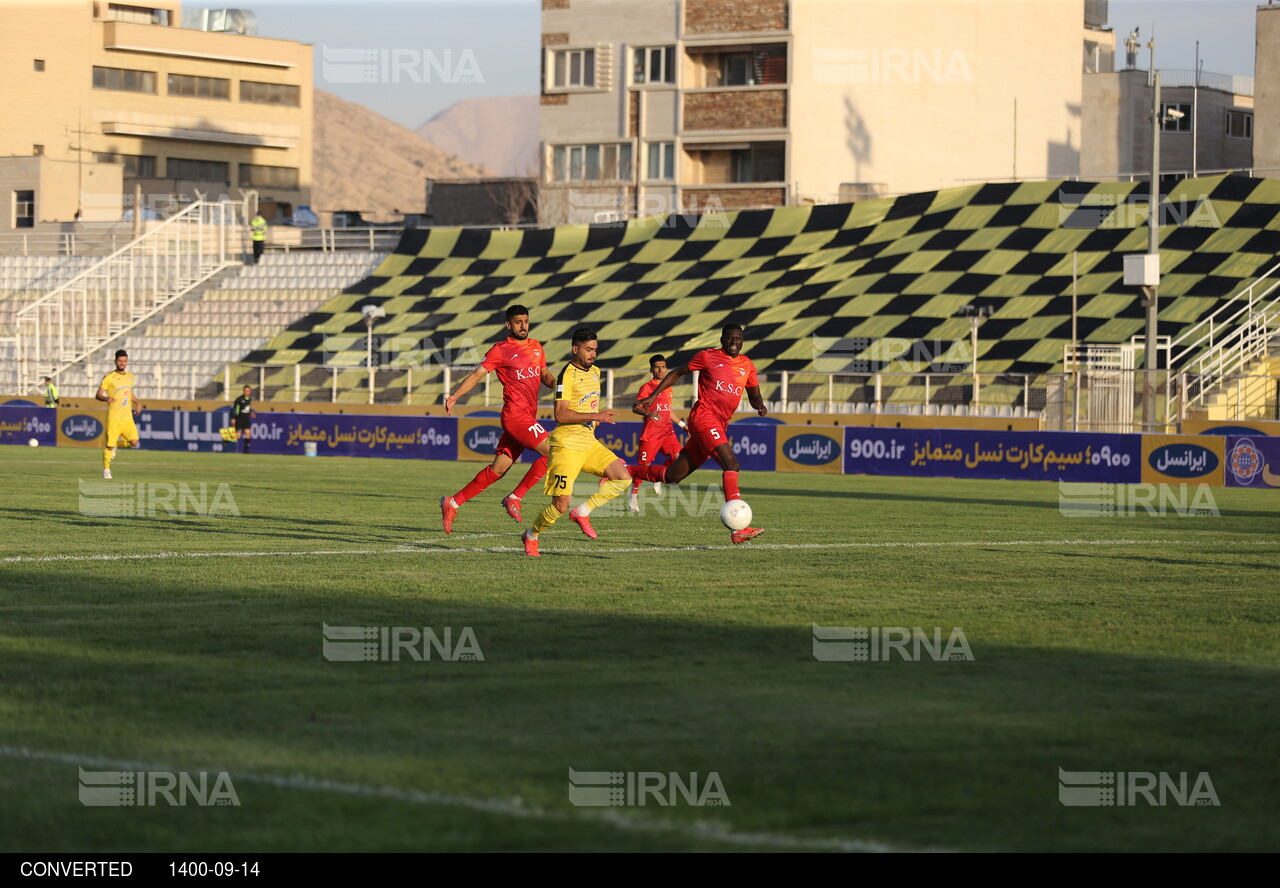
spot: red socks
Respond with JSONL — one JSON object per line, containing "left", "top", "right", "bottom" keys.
{"left": 510, "top": 455, "right": 548, "bottom": 499}
{"left": 628, "top": 463, "right": 666, "bottom": 483}
{"left": 454, "top": 465, "right": 501, "bottom": 506}
{"left": 723, "top": 470, "right": 741, "bottom": 501}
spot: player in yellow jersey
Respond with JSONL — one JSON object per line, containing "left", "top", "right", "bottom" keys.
{"left": 95, "top": 349, "right": 142, "bottom": 479}
{"left": 522, "top": 326, "right": 631, "bottom": 557}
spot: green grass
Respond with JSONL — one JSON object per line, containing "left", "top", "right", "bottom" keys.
{"left": 0, "top": 446, "right": 1277, "bottom": 852}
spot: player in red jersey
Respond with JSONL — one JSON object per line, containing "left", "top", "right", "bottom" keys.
{"left": 440, "top": 304, "right": 556, "bottom": 532}
{"left": 629, "top": 354, "right": 686, "bottom": 512}
{"left": 632, "top": 324, "right": 766, "bottom": 543}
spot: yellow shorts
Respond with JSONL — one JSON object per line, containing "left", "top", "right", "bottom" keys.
{"left": 543, "top": 439, "right": 620, "bottom": 496}
{"left": 106, "top": 417, "right": 138, "bottom": 446}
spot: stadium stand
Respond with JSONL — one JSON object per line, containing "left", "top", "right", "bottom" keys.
{"left": 87, "top": 252, "right": 386, "bottom": 399}
{"left": 232, "top": 175, "right": 1279, "bottom": 411}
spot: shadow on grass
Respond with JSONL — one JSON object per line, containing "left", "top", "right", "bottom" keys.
{"left": 0, "top": 568, "right": 1276, "bottom": 853}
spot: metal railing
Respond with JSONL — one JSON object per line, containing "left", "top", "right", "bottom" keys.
{"left": 15, "top": 199, "right": 245, "bottom": 392}
{"left": 163, "top": 364, "right": 1053, "bottom": 417}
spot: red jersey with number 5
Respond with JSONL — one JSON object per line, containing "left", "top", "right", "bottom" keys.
{"left": 481, "top": 337, "right": 545, "bottom": 423}
{"left": 687, "top": 348, "right": 758, "bottom": 427}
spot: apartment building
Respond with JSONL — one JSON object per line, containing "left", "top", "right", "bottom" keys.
{"left": 539, "top": 0, "right": 1087, "bottom": 224}
{"left": 1, "top": 0, "right": 312, "bottom": 230}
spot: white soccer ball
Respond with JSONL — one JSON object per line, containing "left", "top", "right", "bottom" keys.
{"left": 720, "top": 499, "right": 752, "bottom": 531}
{"left": 27, "top": 438, "right": 39, "bottom": 447}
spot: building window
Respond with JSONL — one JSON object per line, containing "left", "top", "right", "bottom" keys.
{"left": 94, "top": 153, "right": 157, "bottom": 177}
{"left": 107, "top": 3, "right": 170, "bottom": 25}
{"left": 1226, "top": 110, "right": 1253, "bottom": 140}
{"left": 239, "top": 164, "right": 299, "bottom": 189}
{"left": 551, "top": 48, "right": 596, "bottom": 88}
{"left": 634, "top": 46, "right": 675, "bottom": 84}
{"left": 551, "top": 143, "right": 632, "bottom": 182}
{"left": 240, "top": 80, "right": 300, "bottom": 107}
{"left": 15, "top": 190, "right": 35, "bottom": 228}
{"left": 168, "top": 73, "right": 230, "bottom": 100}
{"left": 646, "top": 142, "right": 675, "bottom": 180}
{"left": 1161, "top": 102, "right": 1192, "bottom": 133}
{"left": 33, "top": 59, "right": 45, "bottom": 72}
{"left": 167, "top": 158, "right": 229, "bottom": 181}
{"left": 92, "top": 65, "right": 156, "bottom": 94}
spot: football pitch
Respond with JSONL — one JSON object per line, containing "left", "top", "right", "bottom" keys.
{"left": 1, "top": 446, "right": 1277, "bottom": 852}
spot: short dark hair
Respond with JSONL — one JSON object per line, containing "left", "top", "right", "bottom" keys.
{"left": 114, "top": 349, "right": 128, "bottom": 358}
{"left": 571, "top": 326, "right": 597, "bottom": 346}
{"left": 649, "top": 354, "right": 666, "bottom": 368}
{"left": 43, "top": 376, "right": 52, "bottom": 382}
{"left": 506, "top": 304, "right": 529, "bottom": 321}
{"left": 722, "top": 324, "right": 743, "bottom": 337}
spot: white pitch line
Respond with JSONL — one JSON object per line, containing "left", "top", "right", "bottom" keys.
{"left": 0, "top": 537, "right": 1237, "bottom": 565}
{"left": 0, "top": 745, "right": 928, "bottom": 853}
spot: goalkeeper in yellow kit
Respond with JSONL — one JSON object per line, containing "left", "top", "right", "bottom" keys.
{"left": 95, "top": 349, "right": 142, "bottom": 479}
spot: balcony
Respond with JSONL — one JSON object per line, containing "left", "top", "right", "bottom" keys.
{"left": 686, "top": 44, "right": 787, "bottom": 88}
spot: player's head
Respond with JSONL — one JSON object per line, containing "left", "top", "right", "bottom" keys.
{"left": 571, "top": 326, "right": 599, "bottom": 369}
{"left": 649, "top": 354, "right": 667, "bottom": 379}
{"left": 114, "top": 349, "right": 128, "bottom": 371}
{"left": 505, "top": 304, "right": 530, "bottom": 340}
{"left": 242, "top": 385, "right": 252, "bottom": 396}
{"left": 720, "top": 324, "right": 744, "bottom": 357}
{"left": 43, "top": 376, "right": 52, "bottom": 384}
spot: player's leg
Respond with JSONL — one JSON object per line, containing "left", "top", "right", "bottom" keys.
{"left": 525, "top": 444, "right": 583, "bottom": 555}
{"left": 242, "top": 424, "right": 252, "bottom": 454}
{"left": 503, "top": 421, "right": 551, "bottom": 522}
{"left": 653, "top": 433, "right": 682, "bottom": 495}
{"left": 630, "top": 428, "right": 706, "bottom": 486}
{"left": 630, "top": 441, "right": 654, "bottom": 511}
{"left": 710, "top": 440, "right": 763, "bottom": 542}
{"left": 569, "top": 446, "right": 630, "bottom": 537}
{"left": 442, "top": 436, "right": 517, "bottom": 533}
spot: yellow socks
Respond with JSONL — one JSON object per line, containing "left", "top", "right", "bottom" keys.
{"left": 531, "top": 504, "right": 563, "bottom": 536}
{"left": 579, "top": 479, "right": 630, "bottom": 515}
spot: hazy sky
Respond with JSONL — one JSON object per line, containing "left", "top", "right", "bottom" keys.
{"left": 245, "top": 0, "right": 1260, "bottom": 130}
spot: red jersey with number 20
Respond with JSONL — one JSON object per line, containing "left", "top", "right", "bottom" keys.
{"left": 687, "top": 348, "right": 758, "bottom": 426}
{"left": 481, "top": 337, "right": 546, "bottom": 422}
{"left": 637, "top": 379, "right": 674, "bottom": 429}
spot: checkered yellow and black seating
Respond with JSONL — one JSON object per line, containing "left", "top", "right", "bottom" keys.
{"left": 241, "top": 175, "right": 1280, "bottom": 405}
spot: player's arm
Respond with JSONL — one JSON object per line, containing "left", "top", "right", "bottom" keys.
{"left": 632, "top": 382, "right": 656, "bottom": 419}
{"left": 554, "top": 400, "right": 617, "bottom": 425}
{"left": 443, "top": 366, "right": 489, "bottom": 416}
{"left": 635, "top": 365, "right": 689, "bottom": 412}
{"left": 540, "top": 367, "right": 556, "bottom": 389}
{"left": 746, "top": 385, "right": 767, "bottom": 416}
{"left": 132, "top": 388, "right": 142, "bottom": 416}
{"left": 95, "top": 384, "right": 109, "bottom": 402}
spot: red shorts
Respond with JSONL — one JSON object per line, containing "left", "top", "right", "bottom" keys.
{"left": 496, "top": 415, "right": 550, "bottom": 461}
{"left": 638, "top": 425, "right": 681, "bottom": 465}
{"left": 682, "top": 416, "right": 730, "bottom": 469}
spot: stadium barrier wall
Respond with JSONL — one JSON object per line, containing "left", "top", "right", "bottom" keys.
{"left": 2, "top": 405, "right": 1275, "bottom": 488}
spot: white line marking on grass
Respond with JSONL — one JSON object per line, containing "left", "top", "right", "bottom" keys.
{"left": 0, "top": 537, "right": 1185, "bottom": 564}
{"left": 0, "top": 745, "right": 930, "bottom": 853}
{"left": 4, "top": 536, "right": 1260, "bottom": 565}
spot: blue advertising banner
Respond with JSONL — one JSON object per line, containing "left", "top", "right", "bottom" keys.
{"left": 137, "top": 408, "right": 233, "bottom": 452}
{"left": 1224, "top": 436, "right": 1280, "bottom": 488}
{"left": 843, "top": 426, "right": 1140, "bottom": 483}
{"left": 255, "top": 412, "right": 457, "bottom": 460}
{"left": 0, "top": 405, "right": 57, "bottom": 446}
